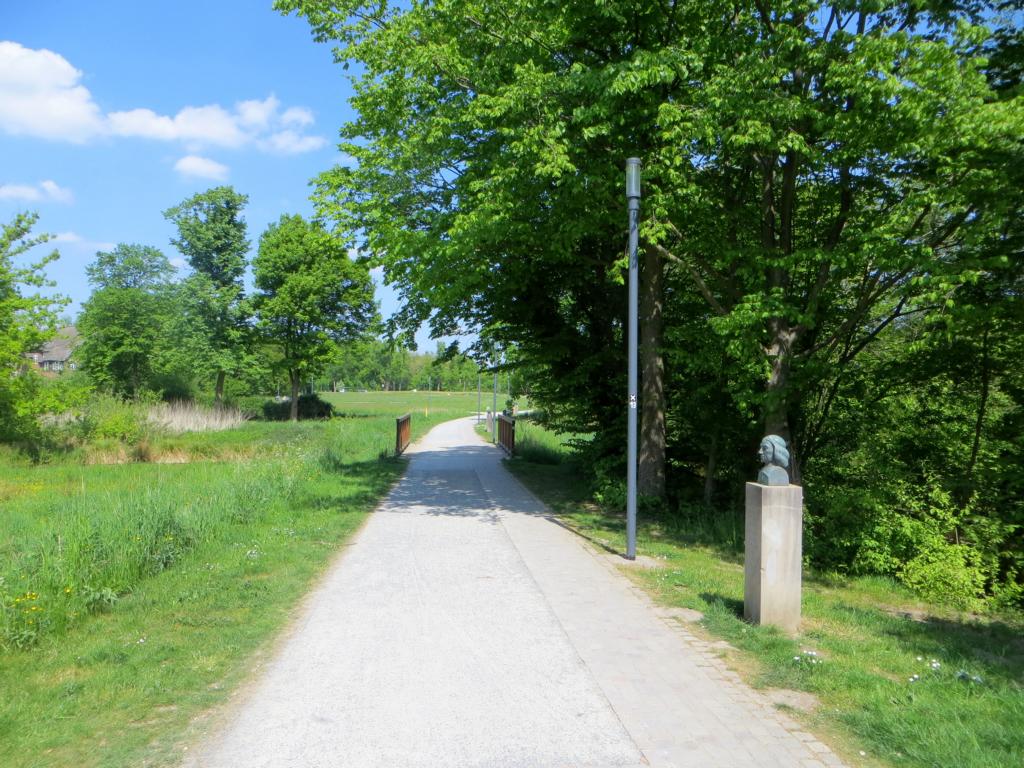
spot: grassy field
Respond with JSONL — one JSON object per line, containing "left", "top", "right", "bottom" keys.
{"left": 0, "top": 392, "right": 481, "bottom": 768}
{"left": 321, "top": 388, "right": 495, "bottom": 418}
{"left": 17, "top": 397, "right": 1017, "bottom": 768}
{"left": 502, "top": 423, "right": 1024, "bottom": 768}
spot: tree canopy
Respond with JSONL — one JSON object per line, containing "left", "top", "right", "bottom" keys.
{"left": 253, "top": 214, "right": 376, "bottom": 420}
{"left": 163, "top": 186, "right": 251, "bottom": 401}
{"left": 77, "top": 245, "right": 177, "bottom": 398}
{"left": 0, "top": 213, "right": 66, "bottom": 441}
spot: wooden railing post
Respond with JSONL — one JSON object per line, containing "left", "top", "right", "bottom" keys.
{"left": 497, "top": 413, "right": 515, "bottom": 455}
{"left": 395, "top": 412, "right": 412, "bottom": 455}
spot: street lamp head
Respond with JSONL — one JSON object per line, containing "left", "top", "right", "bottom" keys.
{"left": 625, "top": 157, "right": 642, "bottom": 199}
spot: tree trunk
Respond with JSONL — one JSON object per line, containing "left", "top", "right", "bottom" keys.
{"left": 703, "top": 430, "right": 718, "bottom": 507}
{"left": 214, "top": 370, "right": 226, "bottom": 405}
{"left": 289, "top": 370, "right": 300, "bottom": 422}
{"left": 764, "top": 323, "right": 800, "bottom": 483}
{"left": 639, "top": 243, "right": 666, "bottom": 498}
{"left": 964, "top": 325, "right": 991, "bottom": 505}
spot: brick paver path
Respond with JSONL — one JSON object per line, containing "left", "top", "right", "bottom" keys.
{"left": 185, "top": 417, "right": 846, "bottom": 768}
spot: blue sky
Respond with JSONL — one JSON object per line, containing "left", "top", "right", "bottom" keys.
{"left": 1, "top": 1, "right": 447, "bottom": 350}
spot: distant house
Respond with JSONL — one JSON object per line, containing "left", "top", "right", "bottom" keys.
{"left": 27, "top": 326, "right": 81, "bottom": 374}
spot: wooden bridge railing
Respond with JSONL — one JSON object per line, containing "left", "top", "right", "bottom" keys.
{"left": 395, "top": 412, "right": 412, "bottom": 455}
{"left": 497, "top": 413, "right": 515, "bottom": 455}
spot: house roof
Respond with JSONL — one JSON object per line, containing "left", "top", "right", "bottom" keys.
{"left": 37, "top": 326, "right": 81, "bottom": 362}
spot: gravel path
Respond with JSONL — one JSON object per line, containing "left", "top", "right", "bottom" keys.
{"left": 184, "top": 417, "right": 846, "bottom": 768}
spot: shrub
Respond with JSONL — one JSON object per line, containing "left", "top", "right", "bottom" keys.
{"left": 231, "top": 395, "right": 272, "bottom": 418}
{"left": 261, "top": 394, "right": 334, "bottom": 421}
{"left": 899, "top": 543, "right": 987, "bottom": 610}
{"left": 76, "top": 395, "right": 148, "bottom": 444}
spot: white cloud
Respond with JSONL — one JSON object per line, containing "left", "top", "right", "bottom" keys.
{"left": 52, "top": 231, "right": 115, "bottom": 251}
{"left": 109, "top": 104, "right": 247, "bottom": 148}
{"left": 0, "top": 179, "right": 73, "bottom": 203}
{"left": 174, "top": 155, "right": 229, "bottom": 181}
{"left": 264, "top": 130, "right": 327, "bottom": 154}
{"left": 281, "top": 106, "right": 314, "bottom": 127}
{"left": 0, "top": 41, "right": 105, "bottom": 142}
{"left": 170, "top": 257, "right": 188, "bottom": 270}
{"left": 176, "top": 105, "right": 250, "bottom": 147}
{"left": 0, "top": 42, "right": 326, "bottom": 154}
{"left": 237, "top": 96, "right": 280, "bottom": 129}
{"left": 39, "top": 180, "right": 73, "bottom": 203}
{"left": 0, "top": 183, "right": 42, "bottom": 201}
{"left": 109, "top": 99, "right": 324, "bottom": 153}
{"left": 106, "top": 108, "right": 178, "bottom": 141}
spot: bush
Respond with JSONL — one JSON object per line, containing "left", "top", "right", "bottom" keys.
{"left": 261, "top": 394, "right": 334, "bottom": 421}
{"left": 231, "top": 395, "right": 272, "bottom": 418}
{"left": 75, "top": 395, "right": 148, "bottom": 445}
{"left": 899, "top": 543, "right": 987, "bottom": 610}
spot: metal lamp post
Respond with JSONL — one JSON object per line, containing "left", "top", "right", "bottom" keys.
{"left": 492, "top": 370, "right": 498, "bottom": 442}
{"left": 625, "top": 157, "right": 641, "bottom": 561}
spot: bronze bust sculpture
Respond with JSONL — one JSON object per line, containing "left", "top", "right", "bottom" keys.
{"left": 757, "top": 435, "right": 790, "bottom": 485}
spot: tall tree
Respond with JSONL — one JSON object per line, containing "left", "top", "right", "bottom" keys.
{"left": 282, "top": 0, "right": 1020, "bottom": 484}
{"left": 278, "top": 0, "right": 641, "bottom": 480}
{"left": 0, "top": 213, "right": 65, "bottom": 441}
{"left": 77, "top": 244, "right": 175, "bottom": 397}
{"left": 253, "top": 214, "right": 375, "bottom": 420}
{"left": 163, "top": 186, "right": 250, "bottom": 403}
{"left": 643, "top": 0, "right": 1022, "bottom": 481}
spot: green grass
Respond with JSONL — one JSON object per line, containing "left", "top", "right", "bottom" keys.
{"left": 321, "top": 389, "right": 497, "bottom": 418}
{"left": 503, "top": 426, "right": 1024, "bottom": 768}
{"left": 0, "top": 393, "right": 470, "bottom": 768}
{"left": 511, "top": 416, "right": 581, "bottom": 464}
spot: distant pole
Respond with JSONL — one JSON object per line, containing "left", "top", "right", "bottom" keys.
{"left": 426, "top": 376, "right": 431, "bottom": 417}
{"left": 625, "top": 157, "right": 641, "bottom": 561}
{"left": 492, "top": 371, "right": 498, "bottom": 442}
{"left": 477, "top": 372, "right": 482, "bottom": 423}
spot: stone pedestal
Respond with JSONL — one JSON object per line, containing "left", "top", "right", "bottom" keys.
{"left": 744, "top": 482, "right": 803, "bottom": 634}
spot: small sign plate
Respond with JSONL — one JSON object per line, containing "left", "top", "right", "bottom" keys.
{"left": 628, "top": 394, "right": 637, "bottom": 409}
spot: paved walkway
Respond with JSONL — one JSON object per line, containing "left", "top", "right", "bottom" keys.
{"left": 185, "top": 417, "right": 846, "bottom": 768}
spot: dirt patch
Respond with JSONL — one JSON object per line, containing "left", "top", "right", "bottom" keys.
{"left": 657, "top": 606, "right": 705, "bottom": 623}
{"left": 609, "top": 553, "right": 665, "bottom": 570}
{"left": 762, "top": 687, "right": 820, "bottom": 713}
{"left": 881, "top": 605, "right": 931, "bottom": 623}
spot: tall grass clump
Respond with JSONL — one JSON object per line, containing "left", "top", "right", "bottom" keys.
{"left": 513, "top": 419, "right": 571, "bottom": 465}
{"left": 147, "top": 401, "right": 250, "bottom": 433}
{"left": 72, "top": 393, "right": 149, "bottom": 445}
{"left": 0, "top": 405, "right": 431, "bottom": 651}
{"left": 0, "top": 458, "right": 297, "bottom": 650}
